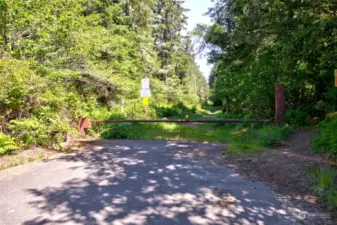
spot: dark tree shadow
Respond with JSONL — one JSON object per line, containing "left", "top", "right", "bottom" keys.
{"left": 23, "top": 140, "right": 301, "bottom": 225}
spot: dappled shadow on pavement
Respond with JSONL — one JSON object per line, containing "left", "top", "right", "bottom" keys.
{"left": 23, "top": 140, "right": 301, "bottom": 225}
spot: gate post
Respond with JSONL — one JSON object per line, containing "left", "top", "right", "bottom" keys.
{"left": 78, "top": 117, "right": 91, "bottom": 136}
{"left": 275, "top": 84, "right": 285, "bottom": 124}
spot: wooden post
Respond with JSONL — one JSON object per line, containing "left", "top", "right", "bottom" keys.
{"left": 275, "top": 84, "right": 285, "bottom": 124}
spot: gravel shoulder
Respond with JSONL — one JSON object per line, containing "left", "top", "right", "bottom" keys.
{"left": 217, "top": 130, "right": 336, "bottom": 224}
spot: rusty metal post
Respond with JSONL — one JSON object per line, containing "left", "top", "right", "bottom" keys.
{"left": 78, "top": 117, "right": 91, "bottom": 136}
{"left": 78, "top": 117, "right": 86, "bottom": 136}
{"left": 275, "top": 84, "right": 285, "bottom": 124}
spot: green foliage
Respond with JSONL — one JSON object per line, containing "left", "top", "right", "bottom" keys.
{"left": 199, "top": 0, "right": 337, "bottom": 123}
{"left": 100, "top": 121, "right": 291, "bottom": 155}
{"left": 0, "top": 58, "right": 78, "bottom": 150}
{"left": 252, "top": 125, "right": 292, "bottom": 146}
{"left": 9, "top": 117, "right": 71, "bottom": 148}
{"left": 101, "top": 123, "right": 152, "bottom": 140}
{"left": 227, "top": 143, "right": 264, "bottom": 155}
{"left": 0, "top": 133, "right": 18, "bottom": 155}
{"left": 0, "top": 58, "right": 42, "bottom": 117}
{"left": 0, "top": 0, "right": 208, "bottom": 152}
{"left": 227, "top": 125, "right": 292, "bottom": 153}
{"left": 307, "top": 166, "right": 337, "bottom": 209}
{"left": 285, "top": 108, "right": 310, "bottom": 127}
{"left": 154, "top": 103, "right": 201, "bottom": 118}
{"left": 313, "top": 118, "right": 337, "bottom": 158}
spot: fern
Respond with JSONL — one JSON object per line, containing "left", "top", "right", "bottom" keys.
{"left": 0, "top": 134, "right": 18, "bottom": 155}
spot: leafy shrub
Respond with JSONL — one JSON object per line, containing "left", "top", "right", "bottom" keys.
{"left": 101, "top": 123, "right": 154, "bottom": 140}
{"left": 313, "top": 118, "right": 337, "bottom": 158}
{"left": 285, "top": 108, "right": 309, "bottom": 126}
{"left": 0, "top": 58, "right": 44, "bottom": 118}
{"left": 154, "top": 103, "right": 202, "bottom": 119}
{"left": 8, "top": 119, "right": 38, "bottom": 147}
{"left": 156, "top": 106, "right": 181, "bottom": 118}
{"left": 0, "top": 133, "right": 18, "bottom": 155}
{"left": 252, "top": 125, "right": 292, "bottom": 146}
{"left": 9, "top": 116, "right": 71, "bottom": 148}
{"left": 0, "top": 58, "right": 78, "bottom": 149}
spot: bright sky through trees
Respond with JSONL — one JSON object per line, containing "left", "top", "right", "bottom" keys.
{"left": 183, "top": 0, "right": 213, "bottom": 80}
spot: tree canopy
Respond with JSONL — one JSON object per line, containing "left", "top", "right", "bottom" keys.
{"left": 0, "top": 0, "right": 208, "bottom": 150}
{"left": 199, "top": 0, "right": 337, "bottom": 124}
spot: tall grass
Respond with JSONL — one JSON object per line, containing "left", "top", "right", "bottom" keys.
{"left": 307, "top": 166, "right": 337, "bottom": 209}
{"left": 313, "top": 118, "right": 337, "bottom": 159}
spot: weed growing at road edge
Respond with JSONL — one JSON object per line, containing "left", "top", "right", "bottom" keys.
{"left": 307, "top": 166, "right": 337, "bottom": 210}
{"left": 313, "top": 118, "right": 337, "bottom": 159}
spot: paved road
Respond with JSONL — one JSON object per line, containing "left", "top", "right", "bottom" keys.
{"left": 0, "top": 140, "right": 305, "bottom": 225}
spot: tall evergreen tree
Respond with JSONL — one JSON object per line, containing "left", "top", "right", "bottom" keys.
{"left": 199, "top": 0, "right": 337, "bottom": 121}
{"left": 0, "top": 0, "right": 209, "bottom": 148}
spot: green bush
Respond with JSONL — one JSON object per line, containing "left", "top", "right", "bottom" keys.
{"left": 0, "top": 133, "right": 18, "bottom": 155}
{"left": 9, "top": 116, "right": 71, "bottom": 148}
{"left": 154, "top": 103, "right": 202, "bottom": 119}
{"left": 313, "top": 118, "right": 337, "bottom": 158}
{"left": 285, "top": 108, "right": 309, "bottom": 126}
{"left": 101, "top": 123, "right": 154, "bottom": 140}
{"left": 0, "top": 58, "right": 79, "bottom": 149}
{"left": 0, "top": 58, "right": 43, "bottom": 117}
{"left": 252, "top": 125, "right": 292, "bottom": 146}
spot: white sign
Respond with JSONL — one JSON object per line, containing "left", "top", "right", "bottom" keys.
{"left": 140, "top": 88, "right": 151, "bottom": 97}
{"left": 141, "top": 78, "right": 150, "bottom": 89}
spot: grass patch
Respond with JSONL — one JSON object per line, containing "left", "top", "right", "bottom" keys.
{"left": 313, "top": 118, "right": 337, "bottom": 159}
{"left": 227, "top": 142, "right": 264, "bottom": 154}
{"left": 307, "top": 166, "right": 337, "bottom": 209}
{"left": 101, "top": 122, "right": 232, "bottom": 143}
{"left": 0, "top": 160, "right": 25, "bottom": 170}
{"left": 143, "top": 124, "right": 232, "bottom": 143}
{"left": 252, "top": 125, "right": 292, "bottom": 146}
{"left": 100, "top": 122, "right": 292, "bottom": 156}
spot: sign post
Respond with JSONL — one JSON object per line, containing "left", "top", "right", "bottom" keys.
{"left": 140, "top": 78, "right": 151, "bottom": 119}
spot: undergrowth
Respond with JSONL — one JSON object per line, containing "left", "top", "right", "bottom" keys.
{"left": 307, "top": 166, "right": 337, "bottom": 210}
{"left": 0, "top": 133, "right": 18, "bottom": 155}
{"left": 100, "top": 122, "right": 292, "bottom": 155}
{"left": 313, "top": 118, "right": 337, "bottom": 159}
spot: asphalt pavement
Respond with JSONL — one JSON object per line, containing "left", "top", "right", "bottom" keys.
{"left": 0, "top": 140, "right": 306, "bottom": 225}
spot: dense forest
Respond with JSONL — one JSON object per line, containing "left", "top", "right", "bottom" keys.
{"left": 1, "top": 0, "right": 337, "bottom": 154}
{"left": 1, "top": 0, "right": 337, "bottom": 213}
{"left": 199, "top": 0, "right": 337, "bottom": 124}
{"left": 0, "top": 0, "right": 208, "bottom": 150}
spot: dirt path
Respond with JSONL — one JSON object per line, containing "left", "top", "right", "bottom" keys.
{"left": 182, "top": 113, "right": 218, "bottom": 129}
{"left": 217, "top": 129, "right": 336, "bottom": 224}
{"left": 263, "top": 129, "right": 337, "bottom": 166}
